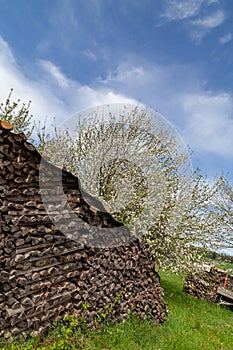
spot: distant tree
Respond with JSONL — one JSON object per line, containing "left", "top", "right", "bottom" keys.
{"left": 212, "top": 251, "right": 217, "bottom": 260}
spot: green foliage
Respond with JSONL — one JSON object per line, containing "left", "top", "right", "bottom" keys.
{"left": 94, "top": 290, "right": 123, "bottom": 324}
{"left": 1, "top": 273, "right": 232, "bottom": 350}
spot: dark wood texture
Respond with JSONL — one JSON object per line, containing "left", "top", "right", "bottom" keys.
{"left": 183, "top": 265, "right": 233, "bottom": 303}
{"left": 0, "top": 121, "right": 167, "bottom": 339}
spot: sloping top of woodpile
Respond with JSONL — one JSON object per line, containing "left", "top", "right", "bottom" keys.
{"left": 0, "top": 120, "right": 167, "bottom": 339}
{"left": 183, "top": 265, "right": 233, "bottom": 302}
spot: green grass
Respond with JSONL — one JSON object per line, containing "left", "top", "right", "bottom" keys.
{"left": 1, "top": 272, "right": 232, "bottom": 350}
{"left": 219, "top": 262, "right": 233, "bottom": 273}
{"left": 209, "top": 260, "right": 233, "bottom": 273}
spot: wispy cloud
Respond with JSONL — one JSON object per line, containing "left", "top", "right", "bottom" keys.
{"left": 0, "top": 36, "right": 135, "bottom": 127}
{"left": 191, "top": 10, "right": 226, "bottom": 42}
{"left": 79, "top": 50, "right": 97, "bottom": 62}
{"left": 0, "top": 37, "right": 16, "bottom": 66}
{"left": 101, "top": 64, "right": 146, "bottom": 84}
{"left": 162, "top": 0, "right": 219, "bottom": 21}
{"left": 161, "top": 1, "right": 225, "bottom": 44}
{"left": 219, "top": 33, "right": 233, "bottom": 44}
{"left": 192, "top": 10, "right": 225, "bottom": 28}
{"left": 39, "top": 60, "right": 70, "bottom": 89}
{"left": 1, "top": 33, "right": 232, "bottom": 176}
{"left": 0, "top": 38, "right": 65, "bottom": 123}
{"left": 99, "top": 59, "right": 233, "bottom": 163}
{"left": 181, "top": 92, "right": 233, "bottom": 158}
{"left": 36, "top": 0, "right": 79, "bottom": 55}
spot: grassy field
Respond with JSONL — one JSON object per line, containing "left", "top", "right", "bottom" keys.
{"left": 1, "top": 272, "right": 232, "bottom": 350}
{"left": 208, "top": 260, "right": 233, "bottom": 273}
{"left": 217, "top": 262, "right": 233, "bottom": 273}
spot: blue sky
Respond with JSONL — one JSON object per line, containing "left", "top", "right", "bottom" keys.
{"left": 0, "top": 0, "right": 233, "bottom": 180}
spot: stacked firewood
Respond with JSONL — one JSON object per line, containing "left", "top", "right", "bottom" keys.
{"left": 183, "top": 265, "right": 233, "bottom": 302}
{"left": 0, "top": 121, "right": 167, "bottom": 339}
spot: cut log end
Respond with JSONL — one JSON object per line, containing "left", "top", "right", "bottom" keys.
{"left": 0, "top": 120, "right": 14, "bottom": 131}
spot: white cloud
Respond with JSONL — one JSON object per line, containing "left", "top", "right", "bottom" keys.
{"left": 72, "top": 85, "right": 137, "bottom": 109}
{"left": 98, "top": 61, "right": 198, "bottom": 119}
{"left": 95, "top": 60, "right": 233, "bottom": 162}
{"left": 0, "top": 36, "right": 135, "bottom": 129}
{"left": 161, "top": 1, "right": 225, "bottom": 44}
{"left": 192, "top": 10, "right": 225, "bottom": 28}
{"left": 219, "top": 33, "right": 233, "bottom": 44}
{"left": 162, "top": 0, "right": 219, "bottom": 21}
{"left": 1, "top": 33, "right": 232, "bottom": 175}
{"left": 39, "top": 60, "right": 70, "bottom": 89}
{"left": 0, "top": 38, "right": 65, "bottom": 124}
{"left": 101, "top": 64, "right": 146, "bottom": 84}
{"left": 79, "top": 50, "right": 97, "bottom": 62}
{"left": 191, "top": 10, "right": 225, "bottom": 42}
{"left": 0, "top": 37, "right": 16, "bottom": 66}
{"left": 181, "top": 92, "right": 233, "bottom": 158}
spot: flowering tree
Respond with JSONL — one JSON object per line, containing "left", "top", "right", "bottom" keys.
{"left": 39, "top": 105, "right": 226, "bottom": 271}
{"left": 0, "top": 93, "right": 228, "bottom": 271}
{"left": 214, "top": 181, "right": 233, "bottom": 251}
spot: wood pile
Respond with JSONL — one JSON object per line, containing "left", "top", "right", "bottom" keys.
{"left": 183, "top": 265, "right": 233, "bottom": 302}
{"left": 0, "top": 121, "right": 167, "bottom": 339}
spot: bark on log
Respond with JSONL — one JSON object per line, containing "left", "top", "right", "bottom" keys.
{"left": 0, "top": 120, "right": 14, "bottom": 131}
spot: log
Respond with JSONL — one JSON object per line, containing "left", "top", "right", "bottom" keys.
{"left": 0, "top": 120, "right": 13, "bottom": 130}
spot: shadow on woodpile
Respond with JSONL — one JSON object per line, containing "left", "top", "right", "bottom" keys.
{"left": 0, "top": 121, "right": 167, "bottom": 339}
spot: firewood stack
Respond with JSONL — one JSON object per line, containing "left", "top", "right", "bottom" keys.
{"left": 183, "top": 265, "right": 233, "bottom": 302}
{"left": 0, "top": 121, "right": 167, "bottom": 339}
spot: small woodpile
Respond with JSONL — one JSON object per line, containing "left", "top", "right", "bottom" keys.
{"left": 0, "top": 121, "right": 167, "bottom": 339}
{"left": 183, "top": 264, "right": 233, "bottom": 302}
